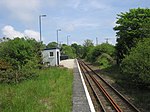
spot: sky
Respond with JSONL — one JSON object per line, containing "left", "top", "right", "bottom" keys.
{"left": 0, "top": 0, "right": 149, "bottom": 45}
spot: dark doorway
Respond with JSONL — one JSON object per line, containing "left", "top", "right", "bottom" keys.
{"left": 57, "top": 51, "right": 59, "bottom": 65}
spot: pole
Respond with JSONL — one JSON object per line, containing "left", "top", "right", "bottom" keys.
{"left": 96, "top": 37, "right": 98, "bottom": 45}
{"left": 67, "top": 35, "right": 70, "bottom": 45}
{"left": 57, "top": 30, "right": 58, "bottom": 46}
{"left": 56, "top": 29, "right": 61, "bottom": 47}
{"left": 106, "top": 38, "right": 109, "bottom": 43}
{"left": 39, "top": 16, "right": 42, "bottom": 42}
{"left": 39, "top": 15, "right": 46, "bottom": 42}
{"left": 67, "top": 35, "right": 69, "bottom": 45}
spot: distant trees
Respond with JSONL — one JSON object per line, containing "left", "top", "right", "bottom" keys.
{"left": 82, "top": 39, "right": 94, "bottom": 59}
{"left": 61, "top": 44, "right": 76, "bottom": 59}
{"left": 71, "top": 43, "right": 83, "bottom": 58}
{"left": 85, "top": 43, "right": 115, "bottom": 69}
{"left": 114, "top": 8, "right": 150, "bottom": 64}
{"left": 46, "top": 42, "right": 57, "bottom": 48}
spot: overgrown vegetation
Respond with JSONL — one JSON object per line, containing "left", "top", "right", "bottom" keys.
{"left": 0, "top": 7, "right": 149, "bottom": 112}
{"left": 114, "top": 8, "right": 150, "bottom": 64}
{"left": 84, "top": 41, "right": 115, "bottom": 69}
{"left": 61, "top": 44, "right": 76, "bottom": 58}
{"left": 0, "top": 38, "right": 44, "bottom": 83}
{"left": 0, "top": 68, "right": 73, "bottom": 112}
{"left": 121, "top": 38, "right": 150, "bottom": 87}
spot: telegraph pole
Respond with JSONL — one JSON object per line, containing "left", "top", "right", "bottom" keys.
{"left": 96, "top": 37, "right": 98, "bottom": 45}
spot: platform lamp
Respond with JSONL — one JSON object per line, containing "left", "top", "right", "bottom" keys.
{"left": 56, "top": 29, "right": 61, "bottom": 47}
{"left": 39, "top": 14, "right": 46, "bottom": 42}
{"left": 67, "top": 35, "right": 70, "bottom": 45}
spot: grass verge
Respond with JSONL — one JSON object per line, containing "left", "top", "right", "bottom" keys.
{"left": 0, "top": 67, "right": 73, "bottom": 112}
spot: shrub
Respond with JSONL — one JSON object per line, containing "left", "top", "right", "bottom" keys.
{"left": 96, "top": 53, "right": 114, "bottom": 69}
{"left": 0, "top": 69, "right": 37, "bottom": 84}
{"left": 121, "top": 38, "right": 150, "bottom": 87}
{"left": 0, "top": 38, "right": 43, "bottom": 70}
{"left": 0, "top": 59, "right": 12, "bottom": 70}
{"left": 90, "top": 43, "right": 115, "bottom": 63}
{"left": 61, "top": 45, "right": 76, "bottom": 58}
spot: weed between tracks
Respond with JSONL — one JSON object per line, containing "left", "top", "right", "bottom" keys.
{"left": 0, "top": 67, "right": 73, "bottom": 112}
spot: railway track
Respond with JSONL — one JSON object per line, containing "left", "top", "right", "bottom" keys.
{"left": 78, "top": 59, "right": 140, "bottom": 112}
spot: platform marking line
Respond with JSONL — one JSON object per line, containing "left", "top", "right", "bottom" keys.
{"left": 75, "top": 59, "right": 96, "bottom": 112}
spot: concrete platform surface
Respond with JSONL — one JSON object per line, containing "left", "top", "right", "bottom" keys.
{"left": 60, "top": 59, "right": 75, "bottom": 69}
{"left": 60, "top": 59, "right": 94, "bottom": 112}
{"left": 73, "top": 59, "right": 93, "bottom": 112}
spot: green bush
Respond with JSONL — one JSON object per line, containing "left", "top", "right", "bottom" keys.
{"left": 121, "top": 38, "right": 150, "bottom": 87}
{"left": 0, "top": 38, "right": 43, "bottom": 83}
{"left": 0, "top": 38, "right": 43, "bottom": 70}
{"left": 0, "top": 69, "right": 37, "bottom": 84}
{"left": 91, "top": 43, "right": 115, "bottom": 63}
{"left": 0, "top": 59, "right": 12, "bottom": 70}
{"left": 96, "top": 53, "right": 114, "bottom": 69}
{"left": 61, "top": 45, "right": 76, "bottom": 58}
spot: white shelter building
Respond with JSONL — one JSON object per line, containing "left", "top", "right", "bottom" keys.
{"left": 42, "top": 48, "right": 60, "bottom": 66}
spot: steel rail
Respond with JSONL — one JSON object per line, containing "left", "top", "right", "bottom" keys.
{"left": 80, "top": 60, "right": 140, "bottom": 112}
{"left": 79, "top": 61, "right": 106, "bottom": 112}
{"left": 80, "top": 61, "right": 123, "bottom": 112}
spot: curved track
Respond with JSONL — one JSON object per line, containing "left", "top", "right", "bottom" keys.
{"left": 78, "top": 59, "right": 140, "bottom": 112}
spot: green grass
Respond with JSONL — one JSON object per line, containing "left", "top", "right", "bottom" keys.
{"left": 0, "top": 67, "right": 73, "bottom": 112}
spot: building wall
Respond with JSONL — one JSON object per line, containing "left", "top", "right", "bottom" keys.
{"left": 42, "top": 49, "right": 60, "bottom": 66}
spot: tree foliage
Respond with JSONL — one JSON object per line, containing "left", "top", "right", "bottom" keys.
{"left": 0, "top": 38, "right": 44, "bottom": 83}
{"left": 61, "top": 45, "right": 76, "bottom": 58}
{"left": 71, "top": 43, "right": 83, "bottom": 58}
{"left": 114, "top": 8, "right": 150, "bottom": 64}
{"left": 86, "top": 43, "right": 115, "bottom": 62}
{"left": 46, "top": 42, "right": 57, "bottom": 48}
{"left": 82, "top": 39, "right": 94, "bottom": 58}
{"left": 96, "top": 53, "right": 114, "bottom": 69}
{"left": 0, "top": 38, "right": 43, "bottom": 69}
{"left": 121, "top": 38, "right": 150, "bottom": 86}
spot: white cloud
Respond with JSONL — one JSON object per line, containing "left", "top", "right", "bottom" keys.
{"left": 2, "top": 25, "right": 40, "bottom": 41}
{"left": 58, "top": 18, "right": 99, "bottom": 32}
{"left": 24, "top": 30, "right": 40, "bottom": 41}
{"left": 2, "top": 25, "right": 24, "bottom": 38}
{"left": 67, "top": 0, "right": 111, "bottom": 11}
{"left": 0, "top": 0, "right": 40, "bottom": 22}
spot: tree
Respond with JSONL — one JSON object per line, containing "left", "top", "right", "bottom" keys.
{"left": 0, "top": 38, "right": 43, "bottom": 83}
{"left": 83, "top": 39, "right": 94, "bottom": 47}
{"left": 71, "top": 43, "right": 83, "bottom": 58}
{"left": 85, "top": 43, "right": 115, "bottom": 69}
{"left": 121, "top": 38, "right": 150, "bottom": 87}
{"left": 114, "top": 8, "right": 150, "bottom": 64}
{"left": 82, "top": 39, "right": 94, "bottom": 58}
{"left": 46, "top": 42, "right": 57, "bottom": 48}
{"left": 89, "top": 43, "right": 115, "bottom": 63}
{"left": 0, "top": 38, "right": 43, "bottom": 69}
{"left": 61, "top": 45, "right": 76, "bottom": 58}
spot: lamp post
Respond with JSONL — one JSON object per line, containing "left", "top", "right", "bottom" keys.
{"left": 56, "top": 29, "right": 61, "bottom": 47}
{"left": 67, "top": 35, "right": 70, "bottom": 45}
{"left": 39, "top": 15, "right": 46, "bottom": 42}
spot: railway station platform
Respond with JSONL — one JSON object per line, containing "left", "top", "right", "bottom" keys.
{"left": 73, "top": 60, "right": 90, "bottom": 112}
{"left": 60, "top": 59, "right": 95, "bottom": 112}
